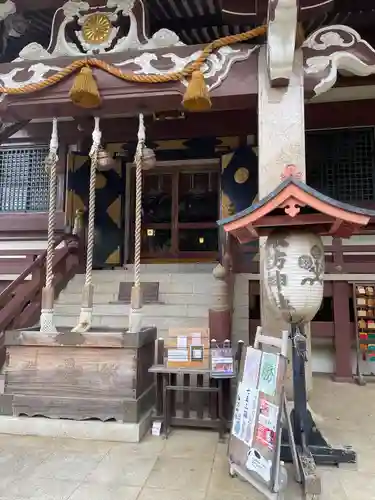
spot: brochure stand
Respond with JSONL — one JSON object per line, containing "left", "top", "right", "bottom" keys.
{"left": 227, "top": 329, "right": 297, "bottom": 500}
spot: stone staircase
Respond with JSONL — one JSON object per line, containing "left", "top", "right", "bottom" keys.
{"left": 54, "top": 263, "right": 219, "bottom": 337}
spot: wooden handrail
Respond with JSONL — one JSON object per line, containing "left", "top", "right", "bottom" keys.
{"left": 0, "top": 234, "right": 73, "bottom": 305}
{"left": 0, "top": 232, "right": 81, "bottom": 335}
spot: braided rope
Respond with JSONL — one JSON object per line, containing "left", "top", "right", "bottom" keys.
{"left": 134, "top": 113, "right": 145, "bottom": 289}
{"left": 45, "top": 117, "right": 58, "bottom": 289}
{"left": 71, "top": 118, "right": 101, "bottom": 333}
{"left": 0, "top": 25, "right": 267, "bottom": 95}
{"left": 85, "top": 117, "right": 101, "bottom": 287}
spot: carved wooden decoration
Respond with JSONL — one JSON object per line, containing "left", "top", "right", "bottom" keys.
{"left": 303, "top": 25, "right": 375, "bottom": 96}
{"left": 267, "top": 0, "right": 298, "bottom": 86}
{"left": 16, "top": 0, "right": 184, "bottom": 61}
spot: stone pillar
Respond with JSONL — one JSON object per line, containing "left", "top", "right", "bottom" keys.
{"left": 257, "top": 46, "right": 312, "bottom": 395}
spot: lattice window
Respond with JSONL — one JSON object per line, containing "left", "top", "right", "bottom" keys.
{"left": 306, "top": 128, "right": 375, "bottom": 203}
{"left": 0, "top": 146, "right": 50, "bottom": 212}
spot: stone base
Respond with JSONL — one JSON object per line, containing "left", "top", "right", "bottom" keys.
{"left": 0, "top": 410, "right": 152, "bottom": 443}
{"left": 332, "top": 375, "right": 354, "bottom": 383}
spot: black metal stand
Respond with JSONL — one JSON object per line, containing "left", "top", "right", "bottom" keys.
{"left": 280, "top": 324, "right": 357, "bottom": 469}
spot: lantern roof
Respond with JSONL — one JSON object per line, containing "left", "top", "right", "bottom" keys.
{"left": 217, "top": 165, "right": 375, "bottom": 244}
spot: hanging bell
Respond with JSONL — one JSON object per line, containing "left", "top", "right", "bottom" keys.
{"left": 142, "top": 147, "right": 156, "bottom": 170}
{"left": 97, "top": 148, "right": 116, "bottom": 171}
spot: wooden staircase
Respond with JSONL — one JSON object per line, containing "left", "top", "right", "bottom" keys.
{"left": 0, "top": 233, "right": 83, "bottom": 367}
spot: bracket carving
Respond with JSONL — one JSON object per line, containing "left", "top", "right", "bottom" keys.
{"left": 267, "top": 0, "right": 298, "bottom": 86}
{"left": 16, "top": 0, "right": 184, "bottom": 62}
{"left": 303, "top": 24, "right": 375, "bottom": 96}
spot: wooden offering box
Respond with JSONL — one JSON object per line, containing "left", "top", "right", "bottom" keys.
{"left": 2, "top": 327, "right": 156, "bottom": 423}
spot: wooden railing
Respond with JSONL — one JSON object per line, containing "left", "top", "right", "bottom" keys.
{"left": 0, "top": 233, "right": 83, "bottom": 367}
{"left": 233, "top": 237, "right": 375, "bottom": 275}
{"left": 246, "top": 238, "right": 375, "bottom": 381}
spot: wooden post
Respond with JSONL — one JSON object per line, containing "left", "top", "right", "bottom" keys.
{"left": 257, "top": 45, "right": 313, "bottom": 396}
{"left": 155, "top": 338, "right": 164, "bottom": 417}
{"left": 332, "top": 238, "right": 353, "bottom": 381}
{"left": 209, "top": 258, "right": 232, "bottom": 343}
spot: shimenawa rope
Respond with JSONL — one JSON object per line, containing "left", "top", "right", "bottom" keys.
{"left": 0, "top": 25, "right": 267, "bottom": 94}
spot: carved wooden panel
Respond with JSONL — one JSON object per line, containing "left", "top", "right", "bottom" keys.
{"left": 5, "top": 346, "right": 137, "bottom": 399}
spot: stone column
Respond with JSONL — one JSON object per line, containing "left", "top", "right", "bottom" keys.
{"left": 257, "top": 46, "right": 312, "bottom": 395}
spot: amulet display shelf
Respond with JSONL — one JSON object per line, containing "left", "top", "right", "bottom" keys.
{"left": 353, "top": 282, "right": 375, "bottom": 385}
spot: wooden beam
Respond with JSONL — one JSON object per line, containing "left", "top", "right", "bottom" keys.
{"left": 14, "top": 0, "right": 93, "bottom": 10}
{"left": 0, "top": 120, "right": 29, "bottom": 145}
{"left": 7, "top": 110, "right": 256, "bottom": 144}
{"left": 254, "top": 214, "right": 334, "bottom": 227}
{"left": 329, "top": 218, "right": 343, "bottom": 235}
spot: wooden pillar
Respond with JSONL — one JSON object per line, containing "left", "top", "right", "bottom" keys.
{"left": 208, "top": 262, "right": 231, "bottom": 343}
{"left": 258, "top": 45, "right": 312, "bottom": 396}
{"left": 332, "top": 281, "right": 352, "bottom": 381}
{"left": 332, "top": 238, "right": 353, "bottom": 381}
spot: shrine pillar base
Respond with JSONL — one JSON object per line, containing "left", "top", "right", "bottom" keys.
{"left": 257, "top": 46, "right": 312, "bottom": 397}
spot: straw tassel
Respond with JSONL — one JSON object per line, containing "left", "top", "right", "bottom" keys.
{"left": 182, "top": 69, "right": 211, "bottom": 112}
{"left": 69, "top": 66, "right": 101, "bottom": 109}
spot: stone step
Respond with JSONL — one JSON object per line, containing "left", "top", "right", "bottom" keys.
{"left": 100, "top": 263, "right": 216, "bottom": 273}
{"left": 69, "top": 271, "right": 217, "bottom": 284}
{"left": 57, "top": 292, "right": 119, "bottom": 304}
{"left": 54, "top": 313, "right": 208, "bottom": 331}
{"left": 54, "top": 303, "right": 209, "bottom": 318}
{"left": 63, "top": 279, "right": 219, "bottom": 295}
{"left": 56, "top": 291, "right": 219, "bottom": 307}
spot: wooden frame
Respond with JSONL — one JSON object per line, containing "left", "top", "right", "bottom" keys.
{"left": 126, "top": 159, "right": 220, "bottom": 262}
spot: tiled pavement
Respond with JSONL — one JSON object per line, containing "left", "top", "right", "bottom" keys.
{"left": 0, "top": 376, "right": 374, "bottom": 499}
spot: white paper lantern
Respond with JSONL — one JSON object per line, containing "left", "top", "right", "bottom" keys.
{"left": 263, "top": 230, "right": 325, "bottom": 324}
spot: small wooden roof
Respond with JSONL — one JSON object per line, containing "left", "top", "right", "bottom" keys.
{"left": 217, "top": 165, "right": 375, "bottom": 243}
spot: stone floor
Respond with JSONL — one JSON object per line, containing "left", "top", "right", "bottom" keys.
{"left": 0, "top": 376, "right": 373, "bottom": 499}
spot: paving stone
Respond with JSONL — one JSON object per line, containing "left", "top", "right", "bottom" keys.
{"left": 146, "top": 456, "right": 213, "bottom": 491}
{"left": 138, "top": 487, "right": 206, "bottom": 500}
{"left": 339, "top": 471, "right": 375, "bottom": 500}
{"left": 68, "top": 483, "right": 141, "bottom": 500}
{"left": 5, "top": 477, "right": 80, "bottom": 500}
{"left": 30, "top": 450, "right": 103, "bottom": 482}
{"left": 0, "top": 376, "right": 372, "bottom": 499}
{"left": 160, "top": 429, "right": 218, "bottom": 459}
{"left": 85, "top": 454, "right": 157, "bottom": 486}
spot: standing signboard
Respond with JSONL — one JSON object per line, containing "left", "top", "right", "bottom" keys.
{"left": 228, "top": 340, "right": 288, "bottom": 499}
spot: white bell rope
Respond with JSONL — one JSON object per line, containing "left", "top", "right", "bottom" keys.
{"left": 71, "top": 117, "right": 101, "bottom": 333}
{"left": 128, "top": 113, "right": 145, "bottom": 333}
{"left": 40, "top": 117, "right": 59, "bottom": 333}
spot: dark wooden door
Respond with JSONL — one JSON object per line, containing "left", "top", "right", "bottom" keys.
{"left": 129, "top": 165, "right": 220, "bottom": 261}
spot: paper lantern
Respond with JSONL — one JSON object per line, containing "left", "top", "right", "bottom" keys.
{"left": 263, "top": 230, "right": 325, "bottom": 324}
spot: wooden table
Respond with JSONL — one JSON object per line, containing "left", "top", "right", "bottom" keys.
{"left": 149, "top": 364, "right": 234, "bottom": 439}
